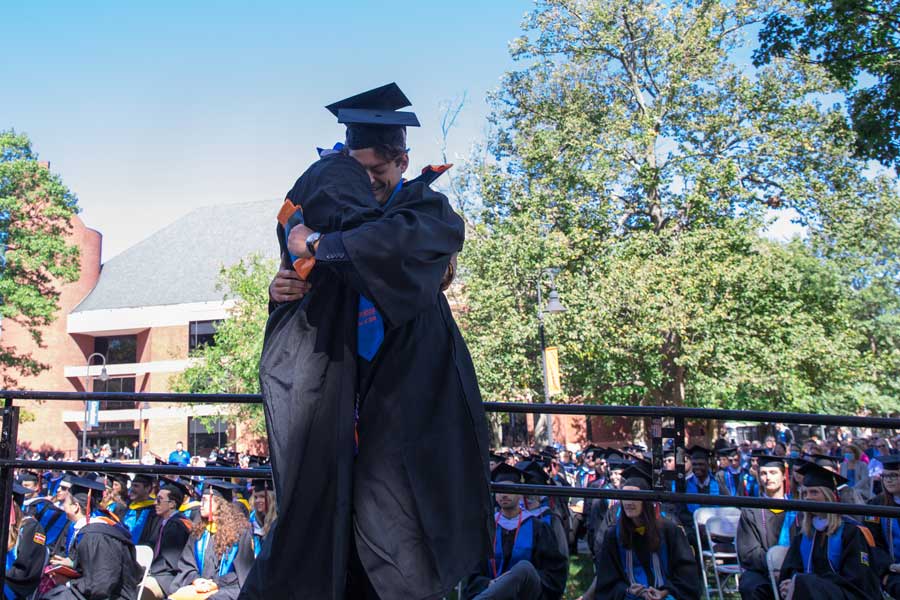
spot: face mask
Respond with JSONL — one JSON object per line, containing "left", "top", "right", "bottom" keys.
{"left": 812, "top": 516, "right": 829, "bottom": 531}
{"left": 842, "top": 453, "right": 854, "bottom": 463}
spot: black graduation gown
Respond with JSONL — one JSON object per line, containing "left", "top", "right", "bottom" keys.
{"left": 148, "top": 514, "right": 193, "bottom": 595}
{"left": 172, "top": 529, "right": 255, "bottom": 600}
{"left": 778, "top": 521, "right": 881, "bottom": 600}
{"left": 863, "top": 495, "right": 899, "bottom": 599}
{"left": 593, "top": 518, "right": 700, "bottom": 600}
{"left": 736, "top": 508, "right": 794, "bottom": 600}
{"left": 462, "top": 514, "right": 568, "bottom": 600}
{"left": 123, "top": 503, "right": 160, "bottom": 548}
{"left": 43, "top": 520, "right": 142, "bottom": 600}
{"left": 240, "top": 154, "right": 491, "bottom": 600}
{"left": 5, "top": 517, "right": 47, "bottom": 599}
{"left": 24, "top": 499, "right": 71, "bottom": 559}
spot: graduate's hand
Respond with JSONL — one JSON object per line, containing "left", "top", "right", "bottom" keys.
{"left": 270, "top": 269, "right": 311, "bottom": 303}
{"left": 287, "top": 224, "right": 315, "bottom": 258}
{"left": 192, "top": 578, "right": 217, "bottom": 593}
{"left": 779, "top": 578, "right": 793, "bottom": 600}
{"left": 645, "top": 588, "right": 668, "bottom": 600}
{"left": 49, "top": 555, "right": 73, "bottom": 567}
{"left": 626, "top": 583, "right": 646, "bottom": 597}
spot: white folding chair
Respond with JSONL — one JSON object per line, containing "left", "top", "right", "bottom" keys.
{"left": 705, "top": 516, "right": 741, "bottom": 600}
{"left": 766, "top": 545, "right": 788, "bottom": 600}
{"left": 134, "top": 544, "right": 155, "bottom": 599}
{"left": 692, "top": 506, "right": 717, "bottom": 600}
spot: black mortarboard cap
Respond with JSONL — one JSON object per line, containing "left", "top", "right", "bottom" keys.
{"left": 106, "top": 472, "right": 130, "bottom": 490}
{"left": 582, "top": 445, "right": 602, "bottom": 458}
{"left": 11, "top": 483, "right": 29, "bottom": 503}
{"left": 751, "top": 451, "right": 786, "bottom": 469}
{"left": 716, "top": 446, "right": 739, "bottom": 457}
{"left": 160, "top": 477, "right": 189, "bottom": 499}
{"left": 68, "top": 476, "right": 106, "bottom": 501}
{"left": 797, "top": 461, "right": 848, "bottom": 490}
{"left": 687, "top": 445, "right": 712, "bottom": 459}
{"left": 17, "top": 470, "right": 39, "bottom": 484}
{"left": 517, "top": 461, "right": 550, "bottom": 486}
{"left": 491, "top": 463, "right": 524, "bottom": 485}
{"left": 879, "top": 455, "right": 900, "bottom": 471}
{"left": 806, "top": 453, "right": 841, "bottom": 468}
{"left": 325, "top": 83, "right": 420, "bottom": 128}
{"left": 202, "top": 479, "right": 235, "bottom": 502}
{"left": 540, "top": 446, "right": 559, "bottom": 459}
{"left": 133, "top": 473, "right": 155, "bottom": 486}
{"left": 252, "top": 478, "right": 274, "bottom": 493}
{"left": 623, "top": 459, "right": 652, "bottom": 490}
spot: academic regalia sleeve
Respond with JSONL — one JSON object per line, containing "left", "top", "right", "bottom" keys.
{"left": 233, "top": 528, "right": 256, "bottom": 589}
{"left": 150, "top": 518, "right": 192, "bottom": 594}
{"left": 736, "top": 509, "right": 767, "bottom": 573}
{"left": 778, "top": 530, "right": 803, "bottom": 584}
{"left": 6, "top": 518, "right": 46, "bottom": 588}
{"left": 829, "top": 524, "right": 882, "bottom": 599}
{"left": 69, "top": 532, "right": 132, "bottom": 599}
{"left": 318, "top": 182, "right": 464, "bottom": 327}
{"left": 171, "top": 534, "right": 201, "bottom": 590}
{"left": 593, "top": 527, "right": 628, "bottom": 600}
{"left": 139, "top": 511, "right": 161, "bottom": 547}
{"left": 660, "top": 521, "right": 701, "bottom": 600}
{"left": 531, "top": 518, "right": 568, "bottom": 600}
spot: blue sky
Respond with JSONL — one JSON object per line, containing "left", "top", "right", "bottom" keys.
{"left": 1, "top": 1, "right": 531, "bottom": 260}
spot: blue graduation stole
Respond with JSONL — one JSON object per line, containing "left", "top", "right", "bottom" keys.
{"left": 356, "top": 180, "right": 403, "bottom": 362}
{"left": 799, "top": 525, "right": 843, "bottom": 573}
{"left": 195, "top": 529, "right": 239, "bottom": 577}
{"left": 35, "top": 501, "right": 68, "bottom": 547}
{"left": 686, "top": 476, "right": 720, "bottom": 513}
{"left": 4, "top": 546, "right": 17, "bottom": 600}
{"left": 124, "top": 504, "right": 153, "bottom": 544}
{"left": 615, "top": 521, "right": 674, "bottom": 599}
{"left": 762, "top": 508, "right": 797, "bottom": 547}
{"left": 492, "top": 514, "right": 534, "bottom": 576}
{"left": 881, "top": 517, "right": 899, "bottom": 562}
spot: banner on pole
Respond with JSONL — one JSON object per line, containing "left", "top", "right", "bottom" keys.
{"left": 87, "top": 400, "right": 100, "bottom": 428}
{"left": 544, "top": 346, "right": 562, "bottom": 396}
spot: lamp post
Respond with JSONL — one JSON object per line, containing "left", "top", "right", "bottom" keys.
{"left": 535, "top": 268, "right": 566, "bottom": 447}
{"left": 83, "top": 352, "right": 108, "bottom": 456}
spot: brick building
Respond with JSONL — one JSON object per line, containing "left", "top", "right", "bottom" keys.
{"left": 3, "top": 199, "right": 280, "bottom": 459}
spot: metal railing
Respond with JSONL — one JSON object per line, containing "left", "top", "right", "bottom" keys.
{"left": 0, "top": 390, "right": 898, "bottom": 584}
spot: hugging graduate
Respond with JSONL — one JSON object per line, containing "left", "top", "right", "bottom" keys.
{"left": 237, "top": 83, "right": 492, "bottom": 600}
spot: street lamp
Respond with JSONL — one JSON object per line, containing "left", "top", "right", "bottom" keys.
{"left": 83, "top": 352, "right": 108, "bottom": 456}
{"left": 535, "top": 268, "right": 566, "bottom": 447}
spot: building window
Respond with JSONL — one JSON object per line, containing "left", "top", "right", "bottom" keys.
{"left": 189, "top": 320, "right": 221, "bottom": 351}
{"left": 188, "top": 416, "right": 229, "bottom": 458}
{"left": 94, "top": 335, "right": 137, "bottom": 365}
{"left": 94, "top": 376, "right": 137, "bottom": 409}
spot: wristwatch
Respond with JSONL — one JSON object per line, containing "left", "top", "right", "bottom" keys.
{"left": 305, "top": 231, "right": 323, "bottom": 257}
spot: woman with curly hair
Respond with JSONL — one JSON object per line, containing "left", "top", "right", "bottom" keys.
{"left": 169, "top": 481, "right": 255, "bottom": 600}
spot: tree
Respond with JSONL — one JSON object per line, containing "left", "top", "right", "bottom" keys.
{"left": 169, "top": 254, "right": 276, "bottom": 436}
{"left": 0, "top": 130, "right": 80, "bottom": 387}
{"left": 754, "top": 0, "right": 900, "bottom": 168}
{"left": 455, "top": 0, "right": 900, "bottom": 424}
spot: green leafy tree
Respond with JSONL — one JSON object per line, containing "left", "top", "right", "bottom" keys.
{"left": 169, "top": 254, "right": 276, "bottom": 436}
{"left": 0, "top": 130, "right": 80, "bottom": 386}
{"left": 456, "top": 0, "right": 900, "bottom": 427}
{"left": 754, "top": 0, "right": 900, "bottom": 167}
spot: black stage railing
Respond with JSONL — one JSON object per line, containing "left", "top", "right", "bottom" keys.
{"left": 0, "top": 390, "right": 898, "bottom": 583}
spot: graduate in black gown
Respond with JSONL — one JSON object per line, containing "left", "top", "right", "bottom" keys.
{"left": 462, "top": 464, "right": 568, "bottom": 600}
{"left": 737, "top": 453, "right": 798, "bottom": 600}
{"left": 247, "top": 479, "right": 275, "bottom": 557}
{"left": 104, "top": 473, "right": 131, "bottom": 522}
{"left": 863, "top": 455, "right": 900, "bottom": 599}
{"left": 778, "top": 462, "right": 881, "bottom": 600}
{"left": 584, "top": 460, "right": 700, "bottom": 600}
{"left": 122, "top": 474, "right": 160, "bottom": 547}
{"left": 588, "top": 453, "right": 627, "bottom": 558}
{"left": 142, "top": 478, "right": 193, "bottom": 600}
{"left": 241, "top": 83, "right": 491, "bottom": 600}
{"left": 170, "top": 481, "right": 255, "bottom": 600}
{"left": 43, "top": 476, "right": 142, "bottom": 600}
{"left": 518, "top": 460, "right": 569, "bottom": 558}
{"left": 5, "top": 483, "right": 48, "bottom": 600}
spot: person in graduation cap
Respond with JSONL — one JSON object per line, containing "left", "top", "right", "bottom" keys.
{"left": 715, "top": 447, "right": 759, "bottom": 497}
{"left": 462, "top": 464, "right": 568, "bottom": 600}
{"left": 518, "top": 461, "right": 569, "bottom": 558}
{"left": 5, "top": 483, "right": 48, "bottom": 600}
{"left": 244, "top": 82, "right": 491, "bottom": 600}
{"left": 169, "top": 481, "right": 254, "bottom": 600}
{"left": 777, "top": 462, "right": 881, "bottom": 600}
{"left": 247, "top": 479, "right": 275, "bottom": 557}
{"left": 736, "top": 453, "right": 798, "bottom": 600}
{"left": 123, "top": 474, "right": 160, "bottom": 547}
{"left": 588, "top": 453, "right": 632, "bottom": 559}
{"left": 103, "top": 473, "right": 130, "bottom": 521}
{"left": 804, "top": 453, "right": 867, "bottom": 509}
{"left": 141, "top": 478, "right": 194, "bottom": 600}
{"left": 42, "top": 476, "right": 142, "bottom": 600}
{"left": 675, "top": 446, "right": 723, "bottom": 529}
{"left": 16, "top": 471, "right": 42, "bottom": 504}
{"left": 582, "top": 460, "right": 699, "bottom": 600}
{"left": 863, "top": 454, "right": 900, "bottom": 599}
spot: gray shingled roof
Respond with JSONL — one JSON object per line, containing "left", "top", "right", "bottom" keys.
{"left": 73, "top": 199, "right": 281, "bottom": 312}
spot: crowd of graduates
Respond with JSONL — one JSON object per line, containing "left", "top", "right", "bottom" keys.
{"left": 478, "top": 428, "right": 900, "bottom": 600}
{"left": 3, "top": 428, "right": 899, "bottom": 600}
{"left": 2, "top": 453, "right": 276, "bottom": 600}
